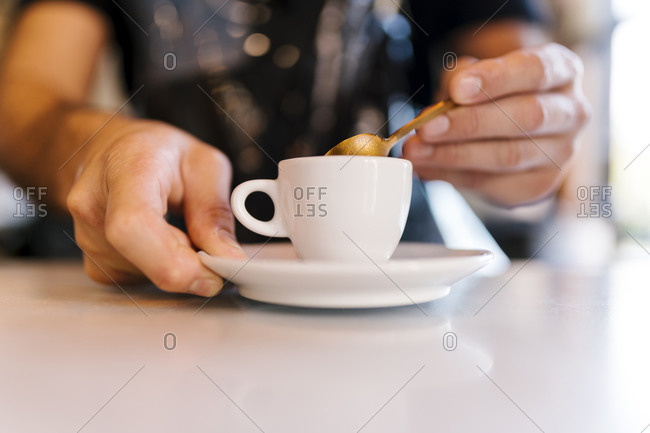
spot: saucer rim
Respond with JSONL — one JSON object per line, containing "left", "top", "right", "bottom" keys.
{"left": 198, "top": 242, "right": 493, "bottom": 308}
{"left": 199, "top": 242, "right": 493, "bottom": 269}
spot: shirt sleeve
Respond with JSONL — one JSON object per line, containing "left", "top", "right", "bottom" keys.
{"left": 408, "top": 0, "right": 545, "bottom": 41}
{"left": 15, "top": 0, "right": 134, "bottom": 89}
{"left": 16, "top": 0, "right": 120, "bottom": 28}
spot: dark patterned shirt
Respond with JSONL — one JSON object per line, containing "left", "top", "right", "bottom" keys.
{"left": 18, "top": 0, "right": 541, "bottom": 245}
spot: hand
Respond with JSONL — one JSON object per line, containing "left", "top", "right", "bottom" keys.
{"left": 402, "top": 43, "right": 591, "bottom": 206}
{"left": 66, "top": 120, "right": 247, "bottom": 297}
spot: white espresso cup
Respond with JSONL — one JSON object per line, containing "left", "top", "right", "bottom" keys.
{"left": 231, "top": 156, "right": 412, "bottom": 262}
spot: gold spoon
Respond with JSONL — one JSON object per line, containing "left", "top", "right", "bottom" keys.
{"left": 325, "top": 99, "right": 457, "bottom": 156}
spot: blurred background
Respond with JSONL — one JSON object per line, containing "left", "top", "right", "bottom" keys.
{"left": 0, "top": 0, "right": 645, "bottom": 265}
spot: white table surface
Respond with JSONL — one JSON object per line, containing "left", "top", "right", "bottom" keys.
{"left": 1, "top": 251, "right": 649, "bottom": 433}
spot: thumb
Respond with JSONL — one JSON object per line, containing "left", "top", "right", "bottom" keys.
{"left": 183, "top": 143, "right": 248, "bottom": 259}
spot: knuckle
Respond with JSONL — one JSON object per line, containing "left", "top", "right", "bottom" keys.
{"left": 150, "top": 266, "right": 190, "bottom": 292}
{"left": 212, "top": 149, "right": 233, "bottom": 177}
{"left": 531, "top": 179, "right": 557, "bottom": 202}
{"left": 545, "top": 43, "right": 584, "bottom": 85}
{"left": 104, "top": 211, "right": 139, "bottom": 249}
{"left": 67, "top": 187, "right": 105, "bottom": 230}
{"left": 526, "top": 50, "right": 551, "bottom": 89}
{"left": 558, "top": 138, "right": 577, "bottom": 164}
{"left": 197, "top": 141, "right": 232, "bottom": 167}
{"left": 420, "top": 123, "right": 437, "bottom": 141}
{"left": 559, "top": 44, "right": 584, "bottom": 77}
{"left": 206, "top": 202, "right": 236, "bottom": 226}
{"left": 212, "top": 146, "right": 231, "bottom": 166}
{"left": 104, "top": 139, "right": 165, "bottom": 181}
{"left": 435, "top": 143, "right": 461, "bottom": 166}
{"left": 188, "top": 201, "right": 236, "bottom": 234}
{"left": 457, "top": 56, "right": 479, "bottom": 69}
{"left": 479, "top": 58, "right": 506, "bottom": 84}
{"left": 525, "top": 95, "right": 547, "bottom": 132}
{"left": 499, "top": 141, "right": 524, "bottom": 169}
{"left": 457, "top": 107, "right": 480, "bottom": 137}
{"left": 526, "top": 171, "right": 559, "bottom": 203}
{"left": 66, "top": 186, "right": 92, "bottom": 219}
{"left": 575, "top": 98, "right": 592, "bottom": 127}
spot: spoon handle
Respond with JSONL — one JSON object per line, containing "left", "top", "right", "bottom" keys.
{"left": 386, "top": 99, "right": 457, "bottom": 147}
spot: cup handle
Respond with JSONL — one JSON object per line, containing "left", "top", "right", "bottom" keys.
{"left": 231, "top": 179, "right": 288, "bottom": 238}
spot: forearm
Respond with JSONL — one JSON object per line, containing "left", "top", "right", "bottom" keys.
{"left": 0, "top": 79, "right": 133, "bottom": 209}
{"left": 0, "top": 1, "right": 117, "bottom": 209}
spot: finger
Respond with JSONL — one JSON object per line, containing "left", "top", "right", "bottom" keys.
{"left": 403, "top": 135, "right": 573, "bottom": 173}
{"left": 183, "top": 144, "right": 247, "bottom": 258}
{"left": 417, "top": 92, "right": 587, "bottom": 142}
{"left": 435, "top": 56, "right": 478, "bottom": 101}
{"left": 104, "top": 160, "right": 224, "bottom": 297}
{"left": 449, "top": 43, "right": 583, "bottom": 104}
{"left": 415, "top": 166, "right": 563, "bottom": 206}
{"left": 67, "top": 169, "right": 144, "bottom": 281}
{"left": 72, "top": 219, "right": 145, "bottom": 284}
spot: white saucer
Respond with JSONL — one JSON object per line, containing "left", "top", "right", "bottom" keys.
{"left": 199, "top": 243, "right": 493, "bottom": 308}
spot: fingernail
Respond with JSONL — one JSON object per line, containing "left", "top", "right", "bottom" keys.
{"left": 217, "top": 229, "right": 248, "bottom": 258}
{"left": 457, "top": 75, "right": 481, "bottom": 101}
{"left": 189, "top": 278, "right": 222, "bottom": 297}
{"left": 422, "top": 115, "right": 449, "bottom": 137}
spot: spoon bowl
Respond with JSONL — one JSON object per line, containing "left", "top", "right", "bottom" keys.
{"left": 325, "top": 134, "right": 389, "bottom": 157}
{"left": 325, "top": 99, "right": 456, "bottom": 157}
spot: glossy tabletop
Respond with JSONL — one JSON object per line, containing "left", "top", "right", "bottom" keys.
{"left": 0, "top": 247, "right": 649, "bottom": 433}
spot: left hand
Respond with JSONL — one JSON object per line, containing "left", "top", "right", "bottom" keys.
{"left": 402, "top": 43, "right": 591, "bottom": 206}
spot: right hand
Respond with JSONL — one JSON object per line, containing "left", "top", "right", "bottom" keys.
{"left": 66, "top": 120, "right": 247, "bottom": 297}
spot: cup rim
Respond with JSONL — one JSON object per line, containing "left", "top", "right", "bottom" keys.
{"left": 278, "top": 155, "right": 412, "bottom": 168}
